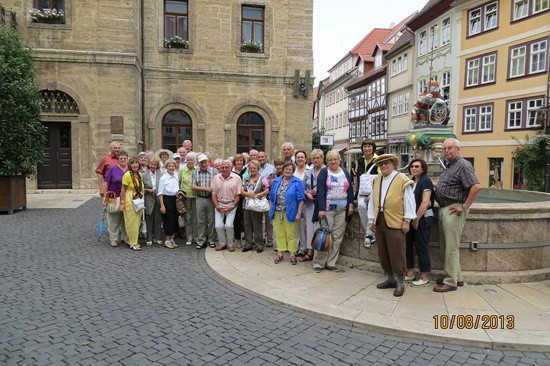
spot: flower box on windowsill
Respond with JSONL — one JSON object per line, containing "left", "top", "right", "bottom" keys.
{"left": 164, "top": 36, "right": 189, "bottom": 49}
{"left": 240, "top": 41, "right": 263, "bottom": 53}
{"left": 29, "top": 8, "right": 65, "bottom": 24}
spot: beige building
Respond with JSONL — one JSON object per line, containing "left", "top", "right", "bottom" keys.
{"left": 3, "top": 0, "right": 313, "bottom": 190}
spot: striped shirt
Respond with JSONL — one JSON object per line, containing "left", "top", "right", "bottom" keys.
{"left": 435, "top": 156, "right": 479, "bottom": 206}
{"left": 191, "top": 167, "right": 217, "bottom": 198}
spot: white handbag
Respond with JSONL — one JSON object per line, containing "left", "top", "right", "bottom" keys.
{"left": 359, "top": 164, "right": 377, "bottom": 196}
{"left": 132, "top": 198, "right": 145, "bottom": 212}
{"left": 244, "top": 178, "right": 270, "bottom": 212}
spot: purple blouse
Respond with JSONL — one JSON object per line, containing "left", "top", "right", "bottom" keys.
{"left": 104, "top": 165, "right": 126, "bottom": 197}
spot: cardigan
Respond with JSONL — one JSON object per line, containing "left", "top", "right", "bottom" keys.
{"left": 313, "top": 167, "right": 354, "bottom": 223}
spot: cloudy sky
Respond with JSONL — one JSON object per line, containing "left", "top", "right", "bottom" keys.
{"left": 313, "top": 0, "right": 429, "bottom": 84}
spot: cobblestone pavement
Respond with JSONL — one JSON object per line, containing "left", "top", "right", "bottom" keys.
{"left": 1, "top": 198, "right": 549, "bottom": 366}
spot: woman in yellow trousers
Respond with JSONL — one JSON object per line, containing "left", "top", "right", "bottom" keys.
{"left": 120, "top": 157, "right": 145, "bottom": 251}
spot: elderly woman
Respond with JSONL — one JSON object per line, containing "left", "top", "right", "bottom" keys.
{"left": 143, "top": 156, "right": 164, "bottom": 246}
{"left": 232, "top": 154, "right": 249, "bottom": 248}
{"left": 300, "top": 149, "right": 325, "bottom": 262}
{"left": 158, "top": 159, "right": 180, "bottom": 249}
{"left": 156, "top": 148, "right": 172, "bottom": 173}
{"left": 120, "top": 156, "right": 145, "bottom": 251}
{"left": 312, "top": 150, "right": 354, "bottom": 273}
{"left": 138, "top": 152, "right": 149, "bottom": 173}
{"left": 405, "top": 158, "right": 434, "bottom": 286}
{"left": 293, "top": 150, "right": 310, "bottom": 256}
{"left": 268, "top": 161, "right": 305, "bottom": 265}
{"left": 103, "top": 151, "right": 129, "bottom": 247}
{"left": 179, "top": 152, "right": 198, "bottom": 246}
{"left": 241, "top": 160, "right": 270, "bottom": 253}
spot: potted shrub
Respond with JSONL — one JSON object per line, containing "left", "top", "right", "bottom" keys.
{"left": 29, "top": 8, "right": 65, "bottom": 24}
{"left": 0, "top": 27, "right": 47, "bottom": 214}
{"left": 164, "top": 36, "right": 189, "bottom": 49}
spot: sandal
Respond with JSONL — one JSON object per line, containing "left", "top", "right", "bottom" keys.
{"left": 290, "top": 257, "right": 297, "bottom": 265}
{"left": 298, "top": 254, "right": 312, "bottom": 262}
{"left": 274, "top": 255, "right": 283, "bottom": 264}
{"left": 131, "top": 244, "right": 141, "bottom": 251}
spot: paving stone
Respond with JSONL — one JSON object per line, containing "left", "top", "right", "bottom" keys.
{"left": 0, "top": 198, "right": 548, "bottom": 365}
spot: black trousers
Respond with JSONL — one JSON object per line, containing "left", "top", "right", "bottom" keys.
{"left": 405, "top": 216, "right": 433, "bottom": 273}
{"left": 162, "top": 195, "right": 178, "bottom": 236}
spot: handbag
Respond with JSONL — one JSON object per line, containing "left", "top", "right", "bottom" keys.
{"left": 132, "top": 198, "right": 145, "bottom": 212}
{"left": 244, "top": 178, "right": 270, "bottom": 212}
{"left": 311, "top": 217, "right": 333, "bottom": 252}
{"left": 105, "top": 191, "right": 120, "bottom": 213}
{"left": 359, "top": 163, "right": 377, "bottom": 196}
{"left": 245, "top": 197, "right": 270, "bottom": 212}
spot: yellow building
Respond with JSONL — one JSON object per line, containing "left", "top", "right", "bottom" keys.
{"left": 453, "top": 0, "right": 549, "bottom": 189}
{"left": 2, "top": 0, "right": 313, "bottom": 190}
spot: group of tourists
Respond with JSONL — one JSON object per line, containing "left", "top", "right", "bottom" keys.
{"left": 96, "top": 137, "right": 480, "bottom": 295}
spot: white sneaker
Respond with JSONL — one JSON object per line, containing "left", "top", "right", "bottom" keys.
{"left": 145, "top": 241, "right": 153, "bottom": 246}
{"left": 164, "top": 241, "right": 175, "bottom": 249}
{"left": 185, "top": 240, "right": 192, "bottom": 246}
{"left": 171, "top": 240, "right": 178, "bottom": 248}
{"left": 364, "top": 236, "right": 373, "bottom": 248}
{"left": 412, "top": 278, "right": 430, "bottom": 286}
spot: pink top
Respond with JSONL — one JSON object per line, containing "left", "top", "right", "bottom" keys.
{"left": 211, "top": 173, "right": 242, "bottom": 203}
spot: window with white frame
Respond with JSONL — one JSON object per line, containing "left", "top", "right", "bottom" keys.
{"left": 463, "top": 104, "right": 493, "bottom": 133}
{"left": 375, "top": 51, "right": 382, "bottom": 69}
{"left": 429, "top": 26, "right": 438, "bottom": 51}
{"left": 466, "top": 52, "right": 497, "bottom": 87}
{"left": 527, "top": 98, "right": 545, "bottom": 127}
{"left": 534, "top": 0, "right": 550, "bottom": 13}
{"left": 464, "top": 107, "right": 477, "bottom": 132}
{"left": 441, "top": 71, "right": 451, "bottom": 100}
{"left": 485, "top": 2, "right": 498, "bottom": 30}
{"left": 507, "top": 101, "right": 523, "bottom": 128}
{"left": 509, "top": 38, "right": 547, "bottom": 78}
{"left": 419, "top": 31, "right": 427, "bottom": 56}
{"left": 466, "top": 59, "right": 480, "bottom": 86}
{"left": 511, "top": 0, "right": 549, "bottom": 20}
{"left": 441, "top": 18, "right": 451, "bottom": 45}
{"left": 418, "top": 79, "right": 427, "bottom": 93}
{"left": 530, "top": 40, "right": 547, "bottom": 73}
{"left": 468, "top": 1, "right": 498, "bottom": 36}
{"left": 513, "top": 0, "right": 529, "bottom": 20}
{"left": 506, "top": 96, "right": 546, "bottom": 129}
{"left": 482, "top": 54, "right": 496, "bottom": 83}
{"left": 510, "top": 46, "right": 526, "bottom": 77}
{"left": 479, "top": 105, "right": 493, "bottom": 131}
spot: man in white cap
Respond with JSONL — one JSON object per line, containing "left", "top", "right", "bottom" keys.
{"left": 191, "top": 154, "right": 217, "bottom": 249}
{"left": 368, "top": 154, "right": 416, "bottom": 297}
{"left": 172, "top": 152, "right": 181, "bottom": 173}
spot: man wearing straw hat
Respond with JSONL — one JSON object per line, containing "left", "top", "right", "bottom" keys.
{"left": 368, "top": 154, "right": 416, "bottom": 297}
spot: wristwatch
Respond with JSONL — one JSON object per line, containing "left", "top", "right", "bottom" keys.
{"left": 404, "top": 218, "right": 411, "bottom": 223}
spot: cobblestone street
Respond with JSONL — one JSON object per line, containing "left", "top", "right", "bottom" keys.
{"left": 1, "top": 198, "right": 549, "bottom": 365}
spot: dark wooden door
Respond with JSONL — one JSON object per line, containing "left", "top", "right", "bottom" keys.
{"left": 38, "top": 123, "right": 72, "bottom": 189}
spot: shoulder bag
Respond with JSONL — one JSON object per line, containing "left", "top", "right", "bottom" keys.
{"left": 104, "top": 191, "right": 121, "bottom": 214}
{"left": 358, "top": 163, "right": 377, "bottom": 196}
{"left": 244, "top": 178, "right": 270, "bottom": 213}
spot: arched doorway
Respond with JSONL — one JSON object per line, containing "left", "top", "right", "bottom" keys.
{"left": 162, "top": 109, "right": 192, "bottom": 152}
{"left": 37, "top": 90, "right": 79, "bottom": 189}
{"left": 236, "top": 112, "right": 264, "bottom": 153}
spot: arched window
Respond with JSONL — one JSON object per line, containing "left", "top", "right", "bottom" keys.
{"left": 39, "top": 90, "right": 79, "bottom": 114}
{"left": 162, "top": 109, "right": 192, "bottom": 152}
{"left": 237, "top": 112, "right": 264, "bottom": 153}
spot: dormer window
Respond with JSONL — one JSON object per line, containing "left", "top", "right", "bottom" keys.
{"left": 375, "top": 51, "right": 382, "bottom": 69}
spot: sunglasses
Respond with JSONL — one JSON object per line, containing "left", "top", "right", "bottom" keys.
{"left": 410, "top": 164, "right": 422, "bottom": 168}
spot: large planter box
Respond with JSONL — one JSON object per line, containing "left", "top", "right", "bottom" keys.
{"left": 0, "top": 176, "right": 27, "bottom": 214}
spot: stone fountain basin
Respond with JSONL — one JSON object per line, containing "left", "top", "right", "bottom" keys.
{"left": 338, "top": 188, "right": 550, "bottom": 284}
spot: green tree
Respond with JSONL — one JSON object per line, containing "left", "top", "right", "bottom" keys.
{"left": 0, "top": 27, "right": 46, "bottom": 177}
{"left": 513, "top": 133, "right": 550, "bottom": 192}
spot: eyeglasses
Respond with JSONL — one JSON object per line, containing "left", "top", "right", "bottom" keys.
{"left": 379, "top": 161, "right": 392, "bottom": 166}
{"left": 410, "top": 165, "right": 422, "bottom": 168}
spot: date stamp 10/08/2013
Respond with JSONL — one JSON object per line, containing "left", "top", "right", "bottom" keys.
{"left": 433, "top": 315, "right": 515, "bottom": 330}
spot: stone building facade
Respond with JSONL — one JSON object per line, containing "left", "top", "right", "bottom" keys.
{"left": 4, "top": 0, "right": 313, "bottom": 190}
